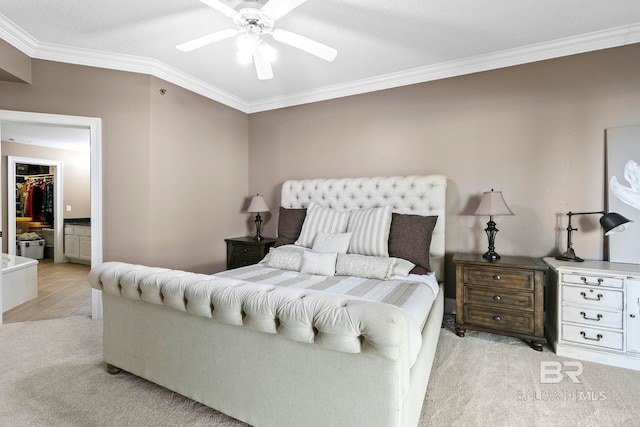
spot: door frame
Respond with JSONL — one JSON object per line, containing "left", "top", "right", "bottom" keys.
{"left": 8, "top": 156, "right": 64, "bottom": 263}
{"left": 0, "top": 110, "right": 103, "bottom": 320}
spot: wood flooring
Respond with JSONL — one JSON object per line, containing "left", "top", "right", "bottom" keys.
{"left": 2, "top": 258, "right": 91, "bottom": 323}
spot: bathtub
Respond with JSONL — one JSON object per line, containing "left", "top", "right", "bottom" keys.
{"left": 1, "top": 254, "right": 38, "bottom": 319}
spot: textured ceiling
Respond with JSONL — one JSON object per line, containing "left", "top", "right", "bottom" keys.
{"left": 1, "top": 0, "right": 640, "bottom": 113}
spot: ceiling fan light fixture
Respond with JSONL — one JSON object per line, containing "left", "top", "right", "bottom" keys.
{"left": 236, "top": 50, "right": 253, "bottom": 64}
{"left": 236, "top": 33, "right": 257, "bottom": 54}
{"left": 258, "top": 41, "right": 276, "bottom": 63}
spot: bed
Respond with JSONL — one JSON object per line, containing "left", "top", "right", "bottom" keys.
{"left": 88, "top": 174, "right": 447, "bottom": 427}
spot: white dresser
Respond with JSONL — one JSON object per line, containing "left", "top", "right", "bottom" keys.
{"left": 544, "top": 257, "right": 640, "bottom": 370}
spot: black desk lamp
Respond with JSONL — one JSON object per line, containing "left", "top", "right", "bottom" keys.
{"left": 556, "top": 210, "right": 632, "bottom": 262}
{"left": 474, "top": 189, "right": 514, "bottom": 262}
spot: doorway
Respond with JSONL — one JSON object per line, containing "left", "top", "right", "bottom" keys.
{"left": 7, "top": 156, "right": 64, "bottom": 263}
{"left": 0, "top": 110, "right": 103, "bottom": 324}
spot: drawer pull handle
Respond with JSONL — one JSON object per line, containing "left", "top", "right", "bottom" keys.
{"left": 631, "top": 314, "right": 636, "bottom": 318}
{"left": 580, "top": 292, "right": 603, "bottom": 301}
{"left": 581, "top": 276, "right": 603, "bottom": 286}
{"left": 580, "top": 311, "right": 602, "bottom": 321}
{"left": 580, "top": 331, "right": 603, "bottom": 342}
{"left": 493, "top": 316, "right": 501, "bottom": 321}
{"left": 493, "top": 275, "right": 501, "bottom": 281}
{"left": 493, "top": 295, "right": 502, "bottom": 301}
{"left": 242, "top": 248, "right": 249, "bottom": 253}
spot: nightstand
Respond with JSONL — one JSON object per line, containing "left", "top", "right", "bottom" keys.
{"left": 225, "top": 236, "right": 276, "bottom": 270}
{"left": 454, "top": 253, "right": 548, "bottom": 351}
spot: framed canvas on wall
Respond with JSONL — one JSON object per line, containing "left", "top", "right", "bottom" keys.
{"left": 606, "top": 125, "right": 640, "bottom": 264}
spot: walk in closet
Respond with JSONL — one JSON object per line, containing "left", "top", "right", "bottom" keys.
{"left": 15, "top": 163, "right": 55, "bottom": 259}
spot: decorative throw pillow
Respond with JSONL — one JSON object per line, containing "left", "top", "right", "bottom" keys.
{"left": 266, "top": 247, "right": 304, "bottom": 271}
{"left": 335, "top": 253, "right": 393, "bottom": 280}
{"left": 312, "top": 232, "right": 352, "bottom": 254}
{"left": 275, "top": 207, "right": 307, "bottom": 247}
{"left": 387, "top": 257, "right": 417, "bottom": 277}
{"left": 300, "top": 251, "right": 337, "bottom": 276}
{"left": 294, "top": 203, "right": 350, "bottom": 248}
{"left": 346, "top": 205, "right": 393, "bottom": 257}
{"left": 388, "top": 213, "right": 438, "bottom": 272}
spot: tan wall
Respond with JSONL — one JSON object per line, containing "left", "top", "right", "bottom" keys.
{"left": 0, "top": 60, "right": 248, "bottom": 272}
{"left": 248, "top": 44, "right": 640, "bottom": 296}
{"left": 0, "top": 39, "right": 31, "bottom": 83}
{"left": 1, "top": 141, "right": 91, "bottom": 252}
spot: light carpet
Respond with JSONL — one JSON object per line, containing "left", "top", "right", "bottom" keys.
{"left": 1, "top": 314, "right": 639, "bottom": 426}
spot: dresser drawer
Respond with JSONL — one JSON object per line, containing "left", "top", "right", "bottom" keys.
{"left": 562, "top": 273, "right": 623, "bottom": 289}
{"left": 463, "top": 305, "right": 535, "bottom": 335}
{"left": 562, "top": 306, "right": 623, "bottom": 329}
{"left": 463, "top": 286, "right": 534, "bottom": 312}
{"left": 463, "top": 267, "right": 535, "bottom": 291}
{"left": 563, "top": 286, "right": 623, "bottom": 310}
{"left": 562, "top": 324, "right": 623, "bottom": 350}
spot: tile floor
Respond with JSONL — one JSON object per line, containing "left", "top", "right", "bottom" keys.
{"left": 2, "top": 258, "right": 91, "bottom": 323}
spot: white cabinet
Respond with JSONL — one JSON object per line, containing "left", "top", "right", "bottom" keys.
{"left": 64, "top": 224, "right": 91, "bottom": 265}
{"left": 627, "top": 278, "right": 640, "bottom": 353}
{"left": 544, "top": 257, "right": 640, "bottom": 371}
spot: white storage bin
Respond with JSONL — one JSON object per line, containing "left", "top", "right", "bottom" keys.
{"left": 18, "top": 239, "right": 45, "bottom": 260}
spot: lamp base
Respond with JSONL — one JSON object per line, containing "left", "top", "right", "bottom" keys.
{"left": 555, "top": 247, "right": 584, "bottom": 262}
{"left": 482, "top": 250, "right": 500, "bottom": 262}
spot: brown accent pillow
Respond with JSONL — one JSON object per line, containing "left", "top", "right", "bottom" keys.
{"left": 388, "top": 213, "right": 438, "bottom": 273}
{"left": 274, "top": 207, "right": 307, "bottom": 247}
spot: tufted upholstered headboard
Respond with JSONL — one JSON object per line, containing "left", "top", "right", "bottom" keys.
{"left": 280, "top": 175, "right": 447, "bottom": 280}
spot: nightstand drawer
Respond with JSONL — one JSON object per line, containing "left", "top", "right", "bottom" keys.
{"left": 562, "top": 324, "right": 623, "bottom": 350}
{"left": 463, "top": 267, "right": 535, "bottom": 291}
{"left": 463, "top": 305, "right": 535, "bottom": 335}
{"left": 230, "top": 244, "right": 263, "bottom": 259}
{"left": 563, "top": 286, "right": 623, "bottom": 310}
{"left": 562, "top": 273, "right": 623, "bottom": 289}
{"left": 225, "top": 237, "right": 276, "bottom": 270}
{"left": 463, "top": 286, "right": 534, "bottom": 312}
{"left": 562, "top": 305, "right": 623, "bottom": 329}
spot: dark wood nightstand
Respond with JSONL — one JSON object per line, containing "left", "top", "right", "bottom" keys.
{"left": 453, "top": 253, "right": 548, "bottom": 351}
{"left": 225, "top": 236, "right": 276, "bottom": 270}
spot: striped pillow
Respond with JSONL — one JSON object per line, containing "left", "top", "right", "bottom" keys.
{"left": 294, "top": 203, "right": 350, "bottom": 248}
{"left": 347, "top": 206, "right": 393, "bottom": 257}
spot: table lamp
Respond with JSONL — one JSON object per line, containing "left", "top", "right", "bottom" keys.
{"left": 474, "top": 189, "right": 514, "bottom": 262}
{"left": 247, "top": 194, "right": 269, "bottom": 241}
{"left": 556, "top": 210, "right": 632, "bottom": 262}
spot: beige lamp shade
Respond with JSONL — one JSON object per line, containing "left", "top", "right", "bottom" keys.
{"left": 474, "top": 190, "right": 514, "bottom": 216}
{"left": 247, "top": 195, "right": 269, "bottom": 213}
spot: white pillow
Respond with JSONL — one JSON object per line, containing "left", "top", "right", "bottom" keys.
{"left": 300, "top": 251, "right": 337, "bottom": 276}
{"left": 312, "top": 232, "right": 352, "bottom": 254}
{"left": 335, "top": 254, "right": 416, "bottom": 280}
{"left": 295, "top": 203, "right": 350, "bottom": 248}
{"left": 387, "top": 258, "right": 416, "bottom": 277}
{"left": 266, "top": 247, "right": 304, "bottom": 271}
{"left": 336, "top": 253, "right": 391, "bottom": 280}
{"left": 347, "top": 205, "right": 393, "bottom": 257}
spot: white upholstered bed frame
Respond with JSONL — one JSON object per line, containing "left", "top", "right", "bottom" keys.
{"left": 90, "top": 175, "right": 447, "bottom": 427}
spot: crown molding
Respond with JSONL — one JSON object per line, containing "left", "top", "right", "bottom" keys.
{"left": 1, "top": 12, "right": 639, "bottom": 114}
{"left": 247, "top": 23, "right": 640, "bottom": 113}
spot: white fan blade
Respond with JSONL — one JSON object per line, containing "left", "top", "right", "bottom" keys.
{"left": 199, "top": 0, "right": 240, "bottom": 19}
{"left": 176, "top": 29, "right": 238, "bottom": 52}
{"left": 252, "top": 48, "right": 274, "bottom": 80}
{"left": 261, "top": 0, "right": 308, "bottom": 21}
{"left": 272, "top": 29, "right": 337, "bottom": 62}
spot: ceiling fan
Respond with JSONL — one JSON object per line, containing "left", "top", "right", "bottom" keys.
{"left": 177, "top": 0, "right": 337, "bottom": 80}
